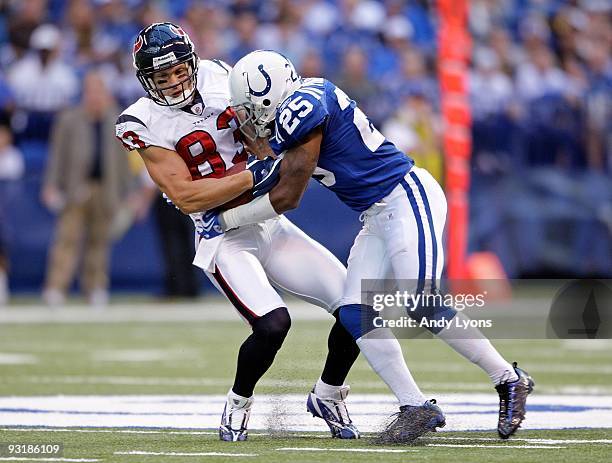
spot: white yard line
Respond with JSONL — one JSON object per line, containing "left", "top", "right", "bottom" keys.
{"left": 114, "top": 451, "right": 257, "bottom": 457}
{"left": 1, "top": 393, "right": 611, "bottom": 432}
{"left": 0, "top": 354, "right": 38, "bottom": 365}
{"left": 7, "top": 375, "right": 612, "bottom": 395}
{"left": 0, "top": 300, "right": 330, "bottom": 323}
{"left": 428, "top": 436, "right": 612, "bottom": 444}
{"left": 277, "top": 448, "right": 418, "bottom": 453}
{"left": 0, "top": 459, "right": 99, "bottom": 462}
{"left": 426, "top": 444, "right": 566, "bottom": 449}
{"left": 0, "top": 428, "right": 217, "bottom": 435}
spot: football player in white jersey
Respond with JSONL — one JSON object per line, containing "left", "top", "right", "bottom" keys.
{"left": 217, "top": 50, "right": 534, "bottom": 442}
{"left": 115, "top": 24, "right": 361, "bottom": 442}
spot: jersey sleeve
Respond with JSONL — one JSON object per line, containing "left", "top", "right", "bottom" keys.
{"left": 271, "top": 91, "right": 328, "bottom": 152}
{"left": 115, "top": 112, "right": 156, "bottom": 151}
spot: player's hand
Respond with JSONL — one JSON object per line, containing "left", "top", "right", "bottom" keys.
{"left": 247, "top": 154, "right": 282, "bottom": 198}
{"left": 195, "top": 209, "right": 224, "bottom": 240}
{"left": 244, "top": 136, "right": 276, "bottom": 159}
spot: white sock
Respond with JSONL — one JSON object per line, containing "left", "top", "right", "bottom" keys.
{"left": 436, "top": 312, "right": 518, "bottom": 385}
{"left": 314, "top": 378, "right": 343, "bottom": 400}
{"left": 357, "top": 329, "right": 425, "bottom": 406}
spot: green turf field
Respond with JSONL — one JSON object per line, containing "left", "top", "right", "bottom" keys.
{"left": 0, "top": 315, "right": 611, "bottom": 396}
{"left": 0, "top": 428, "right": 610, "bottom": 463}
{"left": 1, "top": 301, "right": 611, "bottom": 462}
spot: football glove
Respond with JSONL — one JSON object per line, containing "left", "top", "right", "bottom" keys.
{"left": 246, "top": 154, "right": 282, "bottom": 198}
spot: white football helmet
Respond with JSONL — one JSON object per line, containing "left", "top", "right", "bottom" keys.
{"left": 229, "top": 50, "right": 302, "bottom": 140}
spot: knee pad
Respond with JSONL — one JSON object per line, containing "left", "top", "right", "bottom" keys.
{"left": 252, "top": 307, "right": 291, "bottom": 348}
{"left": 338, "top": 304, "right": 378, "bottom": 340}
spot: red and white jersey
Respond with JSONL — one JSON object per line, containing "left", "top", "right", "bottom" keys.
{"left": 115, "top": 59, "right": 246, "bottom": 180}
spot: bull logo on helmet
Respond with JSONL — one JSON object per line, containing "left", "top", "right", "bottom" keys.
{"left": 133, "top": 35, "right": 143, "bottom": 54}
{"left": 169, "top": 25, "right": 186, "bottom": 37}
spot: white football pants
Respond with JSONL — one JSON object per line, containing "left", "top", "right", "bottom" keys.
{"left": 339, "top": 167, "right": 447, "bottom": 305}
{"left": 201, "top": 216, "right": 346, "bottom": 325}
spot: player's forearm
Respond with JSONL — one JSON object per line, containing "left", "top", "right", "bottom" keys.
{"left": 269, "top": 180, "right": 307, "bottom": 214}
{"left": 244, "top": 136, "right": 275, "bottom": 160}
{"left": 268, "top": 129, "right": 321, "bottom": 213}
{"left": 219, "top": 193, "right": 279, "bottom": 230}
{"left": 218, "top": 169, "right": 307, "bottom": 230}
{"left": 174, "top": 171, "right": 253, "bottom": 214}
{"left": 268, "top": 160, "right": 312, "bottom": 214}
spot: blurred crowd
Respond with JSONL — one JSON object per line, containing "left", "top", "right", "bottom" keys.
{"left": 0, "top": 0, "right": 610, "bottom": 303}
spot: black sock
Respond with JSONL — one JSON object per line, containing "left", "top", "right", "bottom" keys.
{"left": 320, "top": 312, "right": 361, "bottom": 386}
{"left": 232, "top": 307, "right": 291, "bottom": 397}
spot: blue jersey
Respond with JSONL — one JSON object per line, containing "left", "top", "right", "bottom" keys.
{"left": 269, "top": 78, "right": 414, "bottom": 212}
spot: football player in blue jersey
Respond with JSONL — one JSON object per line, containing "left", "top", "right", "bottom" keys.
{"left": 217, "top": 50, "right": 534, "bottom": 442}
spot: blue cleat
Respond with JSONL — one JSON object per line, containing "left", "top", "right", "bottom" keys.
{"left": 219, "top": 392, "right": 253, "bottom": 442}
{"left": 377, "top": 399, "right": 446, "bottom": 444}
{"left": 496, "top": 362, "right": 534, "bottom": 439}
{"left": 307, "top": 386, "right": 360, "bottom": 439}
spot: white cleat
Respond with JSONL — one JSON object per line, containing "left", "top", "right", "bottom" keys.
{"left": 219, "top": 391, "right": 253, "bottom": 442}
{"left": 307, "top": 385, "right": 360, "bottom": 439}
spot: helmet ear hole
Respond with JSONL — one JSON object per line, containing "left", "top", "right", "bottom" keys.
{"left": 262, "top": 99, "right": 271, "bottom": 107}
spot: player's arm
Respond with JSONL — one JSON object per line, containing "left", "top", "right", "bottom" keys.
{"left": 138, "top": 145, "right": 253, "bottom": 214}
{"left": 219, "top": 127, "right": 322, "bottom": 230}
{"left": 244, "top": 136, "right": 277, "bottom": 160}
{"left": 269, "top": 127, "right": 322, "bottom": 212}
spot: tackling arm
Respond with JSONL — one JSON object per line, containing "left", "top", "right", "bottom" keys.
{"left": 269, "top": 127, "right": 322, "bottom": 213}
{"left": 219, "top": 127, "right": 322, "bottom": 230}
{"left": 138, "top": 145, "right": 253, "bottom": 214}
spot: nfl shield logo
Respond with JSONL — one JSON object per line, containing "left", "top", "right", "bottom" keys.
{"left": 191, "top": 103, "right": 203, "bottom": 115}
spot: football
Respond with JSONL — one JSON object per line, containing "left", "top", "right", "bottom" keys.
{"left": 218, "top": 160, "right": 253, "bottom": 210}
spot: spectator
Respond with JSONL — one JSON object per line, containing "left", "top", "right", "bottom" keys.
{"left": 584, "top": 42, "right": 611, "bottom": 171}
{"left": 0, "top": 124, "right": 24, "bottom": 305}
{"left": 335, "top": 46, "right": 381, "bottom": 123}
{"left": 227, "top": 9, "right": 259, "bottom": 64}
{"left": 370, "top": 14, "right": 413, "bottom": 79}
{"left": 6, "top": 24, "right": 78, "bottom": 141}
{"left": 41, "top": 71, "right": 132, "bottom": 308}
{"left": 516, "top": 44, "right": 568, "bottom": 102}
{"left": 488, "top": 28, "right": 524, "bottom": 77}
{"left": 257, "top": 11, "right": 309, "bottom": 66}
{"left": 299, "top": 48, "right": 324, "bottom": 78}
{"left": 93, "top": 0, "right": 139, "bottom": 51}
{"left": 0, "top": 71, "right": 14, "bottom": 126}
{"left": 470, "top": 46, "right": 518, "bottom": 166}
{"left": 301, "top": 0, "right": 339, "bottom": 37}
{"left": 471, "top": 47, "right": 514, "bottom": 120}
{"left": 5, "top": 0, "right": 47, "bottom": 61}
{"left": 182, "top": 3, "right": 230, "bottom": 60}
{"left": 381, "top": 91, "right": 444, "bottom": 182}
{"left": 383, "top": 47, "right": 438, "bottom": 109}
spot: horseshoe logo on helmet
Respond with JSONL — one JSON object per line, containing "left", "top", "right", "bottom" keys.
{"left": 247, "top": 64, "right": 272, "bottom": 97}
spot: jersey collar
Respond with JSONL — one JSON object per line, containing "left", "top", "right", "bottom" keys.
{"left": 181, "top": 90, "right": 205, "bottom": 116}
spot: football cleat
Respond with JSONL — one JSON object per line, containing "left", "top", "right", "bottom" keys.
{"left": 219, "top": 392, "right": 253, "bottom": 442}
{"left": 307, "top": 386, "right": 360, "bottom": 439}
{"left": 377, "top": 399, "right": 446, "bottom": 444}
{"left": 496, "top": 362, "right": 534, "bottom": 439}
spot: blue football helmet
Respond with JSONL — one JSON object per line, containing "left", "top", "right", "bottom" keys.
{"left": 133, "top": 22, "right": 198, "bottom": 107}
